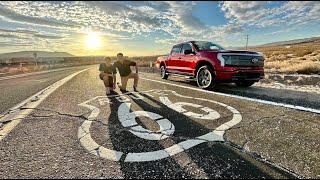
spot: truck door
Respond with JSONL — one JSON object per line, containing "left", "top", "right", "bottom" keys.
{"left": 167, "top": 44, "right": 182, "bottom": 72}
{"left": 180, "top": 43, "right": 196, "bottom": 75}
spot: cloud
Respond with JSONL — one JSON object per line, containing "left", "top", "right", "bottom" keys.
{"left": 0, "top": 28, "right": 37, "bottom": 34}
{"left": 0, "top": 1, "right": 244, "bottom": 48}
{"left": 0, "top": 27, "right": 65, "bottom": 40}
{"left": 0, "top": 27, "right": 66, "bottom": 51}
{"left": 33, "top": 33, "right": 64, "bottom": 39}
{"left": 0, "top": 4, "right": 80, "bottom": 29}
{"left": 1, "top": 1, "right": 317, "bottom": 54}
{"left": 0, "top": 42, "right": 32, "bottom": 47}
{"left": 0, "top": 1, "right": 208, "bottom": 38}
{"left": 0, "top": 33, "right": 29, "bottom": 39}
{"left": 220, "top": 1, "right": 320, "bottom": 28}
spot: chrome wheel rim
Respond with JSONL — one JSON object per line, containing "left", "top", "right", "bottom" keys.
{"left": 197, "top": 67, "right": 212, "bottom": 88}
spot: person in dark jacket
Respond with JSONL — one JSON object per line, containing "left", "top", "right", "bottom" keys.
{"left": 113, "top": 53, "right": 139, "bottom": 92}
{"left": 99, "top": 57, "right": 117, "bottom": 95}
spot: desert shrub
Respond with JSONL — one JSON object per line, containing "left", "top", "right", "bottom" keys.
{"left": 294, "top": 46, "right": 316, "bottom": 57}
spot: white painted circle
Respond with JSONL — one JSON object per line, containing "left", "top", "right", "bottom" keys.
{"left": 78, "top": 90, "right": 242, "bottom": 162}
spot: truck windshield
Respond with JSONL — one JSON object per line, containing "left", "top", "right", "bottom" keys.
{"left": 193, "top": 41, "right": 225, "bottom": 51}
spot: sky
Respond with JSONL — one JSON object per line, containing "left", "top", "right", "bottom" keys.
{"left": 0, "top": 1, "right": 319, "bottom": 56}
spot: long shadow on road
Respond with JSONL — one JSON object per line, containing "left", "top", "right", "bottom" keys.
{"left": 105, "top": 91, "right": 296, "bottom": 178}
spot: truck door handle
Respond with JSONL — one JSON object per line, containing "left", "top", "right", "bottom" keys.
{"left": 178, "top": 57, "right": 182, "bottom": 59}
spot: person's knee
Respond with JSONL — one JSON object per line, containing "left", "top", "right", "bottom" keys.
{"left": 134, "top": 73, "right": 139, "bottom": 79}
{"left": 103, "top": 75, "right": 109, "bottom": 81}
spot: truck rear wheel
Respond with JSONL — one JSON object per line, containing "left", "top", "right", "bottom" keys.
{"left": 235, "top": 81, "right": 255, "bottom": 87}
{"left": 196, "top": 65, "right": 215, "bottom": 89}
{"left": 160, "top": 65, "right": 168, "bottom": 79}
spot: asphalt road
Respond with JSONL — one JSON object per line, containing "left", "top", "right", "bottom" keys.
{"left": 0, "top": 66, "right": 319, "bottom": 178}
{"left": 0, "top": 66, "right": 92, "bottom": 114}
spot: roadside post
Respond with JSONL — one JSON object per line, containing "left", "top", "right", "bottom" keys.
{"left": 33, "top": 52, "right": 38, "bottom": 68}
{"left": 150, "top": 60, "right": 154, "bottom": 73}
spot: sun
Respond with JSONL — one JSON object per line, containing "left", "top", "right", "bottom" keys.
{"left": 85, "top": 31, "right": 102, "bottom": 49}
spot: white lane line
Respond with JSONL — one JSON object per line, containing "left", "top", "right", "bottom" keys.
{"left": 268, "top": 73, "right": 320, "bottom": 78}
{"left": 0, "top": 66, "right": 86, "bottom": 81}
{"left": 140, "top": 77, "right": 320, "bottom": 114}
{"left": 0, "top": 68, "right": 90, "bottom": 141}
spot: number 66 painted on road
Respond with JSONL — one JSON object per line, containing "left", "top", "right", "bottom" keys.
{"left": 78, "top": 90, "right": 242, "bottom": 162}
{"left": 118, "top": 97, "right": 221, "bottom": 141}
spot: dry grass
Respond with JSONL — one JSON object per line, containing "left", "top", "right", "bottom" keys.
{"left": 265, "top": 60, "right": 320, "bottom": 74}
{"left": 250, "top": 41, "right": 320, "bottom": 59}
{"left": 250, "top": 40, "right": 320, "bottom": 74}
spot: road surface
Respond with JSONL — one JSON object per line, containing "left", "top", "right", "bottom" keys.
{"left": 0, "top": 66, "right": 319, "bottom": 178}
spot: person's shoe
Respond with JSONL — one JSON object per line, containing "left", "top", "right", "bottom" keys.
{"left": 105, "top": 88, "right": 110, "bottom": 95}
{"left": 109, "top": 90, "right": 116, "bottom": 95}
{"left": 133, "top": 86, "right": 138, "bottom": 92}
{"left": 120, "top": 89, "right": 128, "bottom": 93}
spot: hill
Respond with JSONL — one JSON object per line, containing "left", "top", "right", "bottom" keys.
{"left": 226, "top": 36, "right": 320, "bottom": 50}
{"left": 255, "top": 36, "right": 320, "bottom": 47}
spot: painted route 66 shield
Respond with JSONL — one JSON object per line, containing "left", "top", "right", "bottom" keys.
{"left": 78, "top": 90, "right": 242, "bottom": 162}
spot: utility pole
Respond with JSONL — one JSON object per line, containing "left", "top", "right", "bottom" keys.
{"left": 245, "top": 34, "right": 249, "bottom": 50}
{"left": 33, "top": 52, "right": 38, "bottom": 68}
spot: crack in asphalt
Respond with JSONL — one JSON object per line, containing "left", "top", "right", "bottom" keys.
{"left": 4, "top": 108, "right": 214, "bottom": 142}
{"left": 224, "top": 140, "right": 302, "bottom": 179}
{"left": 0, "top": 105, "right": 302, "bottom": 178}
{"left": 1, "top": 106, "right": 284, "bottom": 143}
{"left": 221, "top": 113, "right": 302, "bottom": 179}
{"left": 1, "top": 104, "right": 290, "bottom": 147}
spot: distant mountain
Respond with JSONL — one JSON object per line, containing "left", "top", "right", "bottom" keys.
{"left": 252, "top": 36, "right": 320, "bottom": 48}
{"left": 226, "top": 36, "right": 320, "bottom": 50}
{"left": 0, "top": 51, "right": 74, "bottom": 59}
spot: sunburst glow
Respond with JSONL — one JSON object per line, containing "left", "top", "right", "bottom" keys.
{"left": 85, "top": 32, "right": 102, "bottom": 49}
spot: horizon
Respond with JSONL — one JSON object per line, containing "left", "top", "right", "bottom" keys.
{"left": 1, "top": 34, "right": 319, "bottom": 58}
{"left": 0, "top": 1, "right": 319, "bottom": 56}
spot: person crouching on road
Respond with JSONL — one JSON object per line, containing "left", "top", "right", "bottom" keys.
{"left": 99, "top": 57, "right": 117, "bottom": 95}
{"left": 113, "top": 52, "right": 139, "bottom": 92}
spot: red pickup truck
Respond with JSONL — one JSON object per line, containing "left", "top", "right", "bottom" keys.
{"left": 156, "top": 41, "right": 265, "bottom": 89}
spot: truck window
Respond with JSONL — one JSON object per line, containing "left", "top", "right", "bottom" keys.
{"left": 171, "top": 45, "right": 182, "bottom": 55}
{"left": 182, "top": 44, "right": 192, "bottom": 54}
{"left": 193, "top": 41, "right": 224, "bottom": 51}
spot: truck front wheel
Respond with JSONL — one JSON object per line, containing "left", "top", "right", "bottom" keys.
{"left": 196, "top": 65, "right": 215, "bottom": 89}
{"left": 160, "top": 65, "right": 168, "bottom": 79}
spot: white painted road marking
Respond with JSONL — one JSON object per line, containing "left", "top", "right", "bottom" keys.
{"left": 159, "top": 97, "right": 221, "bottom": 120}
{"left": 0, "top": 66, "right": 85, "bottom": 81}
{"left": 0, "top": 68, "right": 90, "bottom": 141}
{"left": 78, "top": 90, "right": 242, "bottom": 162}
{"left": 140, "top": 76, "right": 320, "bottom": 114}
{"left": 118, "top": 102, "right": 175, "bottom": 140}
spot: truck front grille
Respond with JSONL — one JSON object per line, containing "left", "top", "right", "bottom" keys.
{"left": 222, "top": 55, "right": 264, "bottom": 67}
